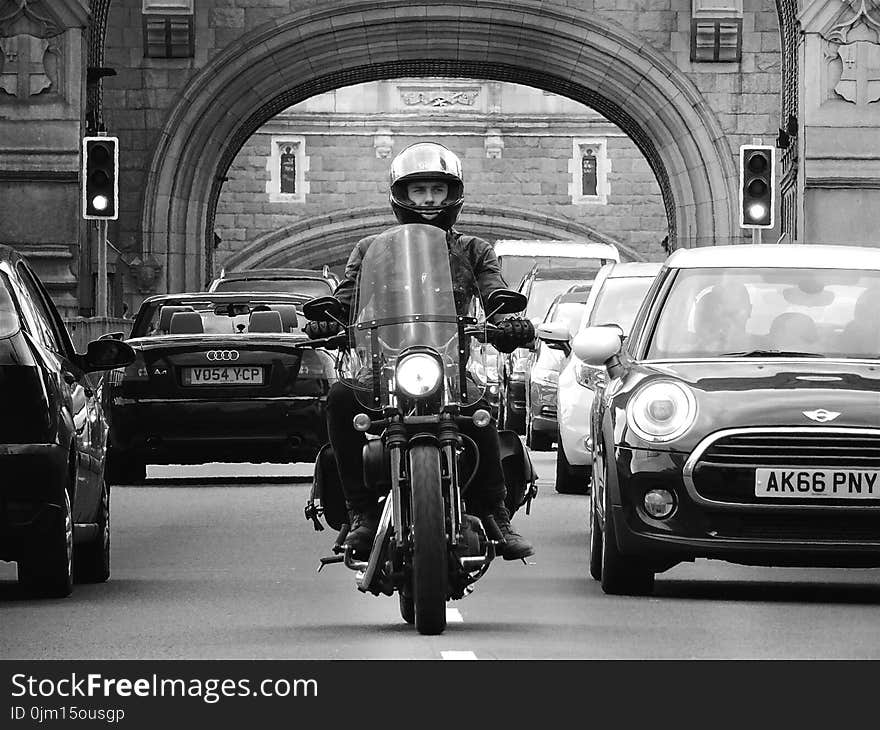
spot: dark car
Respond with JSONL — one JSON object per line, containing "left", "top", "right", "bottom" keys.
{"left": 498, "top": 266, "right": 600, "bottom": 433}
{"left": 208, "top": 266, "right": 340, "bottom": 297}
{"left": 579, "top": 244, "right": 880, "bottom": 596}
{"left": 0, "top": 246, "right": 135, "bottom": 597}
{"left": 524, "top": 286, "right": 591, "bottom": 451}
{"left": 104, "top": 292, "right": 336, "bottom": 483}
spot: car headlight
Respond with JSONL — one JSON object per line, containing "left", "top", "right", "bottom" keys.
{"left": 396, "top": 353, "right": 443, "bottom": 398}
{"left": 626, "top": 380, "right": 697, "bottom": 443}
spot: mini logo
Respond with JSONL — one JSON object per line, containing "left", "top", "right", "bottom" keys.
{"left": 802, "top": 409, "right": 840, "bottom": 423}
{"left": 206, "top": 350, "right": 239, "bottom": 361}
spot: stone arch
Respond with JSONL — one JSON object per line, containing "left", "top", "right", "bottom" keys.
{"left": 143, "top": 0, "right": 745, "bottom": 293}
{"left": 222, "top": 205, "right": 644, "bottom": 272}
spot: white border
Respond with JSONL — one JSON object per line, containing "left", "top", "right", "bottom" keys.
{"left": 569, "top": 138, "right": 609, "bottom": 205}
{"left": 82, "top": 136, "right": 119, "bottom": 221}
{"left": 738, "top": 144, "right": 776, "bottom": 229}
{"left": 267, "top": 136, "right": 309, "bottom": 204}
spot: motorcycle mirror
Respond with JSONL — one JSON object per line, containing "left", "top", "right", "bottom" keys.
{"left": 486, "top": 288, "right": 527, "bottom": 316}
{"left": 303, "top": 295, "right": 344, "bottom": 322}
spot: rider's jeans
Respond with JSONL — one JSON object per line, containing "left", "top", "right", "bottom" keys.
{"left": 326, "top": 381, "right": 507, "bottom": 513}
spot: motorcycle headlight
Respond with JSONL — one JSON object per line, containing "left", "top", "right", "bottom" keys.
{"left": 626, "top": 380, "right": 697, "bottom": 443}
{"left": 396, "top": 353, "right": 443, "bottom": 398}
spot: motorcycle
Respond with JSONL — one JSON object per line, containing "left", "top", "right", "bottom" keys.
{"left": 301, "top": 224, "right": 538, "bottom": 635}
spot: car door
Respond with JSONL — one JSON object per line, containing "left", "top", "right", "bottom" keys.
{"left": 14, "top": 262, "right": 101, "bottom": 523}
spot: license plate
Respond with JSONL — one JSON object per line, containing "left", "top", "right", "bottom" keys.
{"left": 183, "top": 366, "right": 264, "bottom": 386}
{"left": 755, "top": 468, "right": 880, "bottom": 499}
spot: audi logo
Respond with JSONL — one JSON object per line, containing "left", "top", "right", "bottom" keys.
{"left": 206, "top": 350, "right": 240, "bottom": 361}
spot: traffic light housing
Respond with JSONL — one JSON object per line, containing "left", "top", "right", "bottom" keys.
{"left": 82, "top": 136, "right": 118, "bottom": 220}
{"left": 739, "top": 144, "right": 775, "bottom": 229}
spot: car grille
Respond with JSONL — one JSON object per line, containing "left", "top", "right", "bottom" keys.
{"left": 707, "top": 512, "right": 880, "bottom": 542}
{"left": 689, "top": 429, "right": 880, "bottom": 505}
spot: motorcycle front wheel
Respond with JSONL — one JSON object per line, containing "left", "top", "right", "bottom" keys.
{"left": 408, "top": 444, "right": 448, "bottom": 635}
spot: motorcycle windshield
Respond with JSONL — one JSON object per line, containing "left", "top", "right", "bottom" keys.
{"left": 349, "top": 224, "right": 484, "bottom": 409}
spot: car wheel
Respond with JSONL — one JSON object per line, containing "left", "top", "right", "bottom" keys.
{"left": 74, "top": 479, "right": 110, "bottom": 584}
{"left": 599, "top": 461, "right": 654, "bottom": 596}
{"left": 526, "top": 419, "right": 553, "bottom": 451}
{"left": 588, "top": 489, "right": 602, "bottom": 581}
{"left": 18, "top": 488, "right": 73, "bottom": 598}
{"left": 555, "top": 440, "right": 589, "bottom": 494}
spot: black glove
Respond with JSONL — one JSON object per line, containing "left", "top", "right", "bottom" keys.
{"left": 303, "top": 320, "right": 343, "bottom": 340}
{"left": 492, "top": 318, "right": 535, "bottom": 354}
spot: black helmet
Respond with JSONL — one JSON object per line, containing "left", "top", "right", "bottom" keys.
{"left": 389, "top": 142, "right": 464, "bottom": 230}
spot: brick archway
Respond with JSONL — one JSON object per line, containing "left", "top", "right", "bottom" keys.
{"left": 143, "top": 0, "right": 739, "bottom": 293}
{"left": 223, "top": 205, "right": 645, "bottom": 272}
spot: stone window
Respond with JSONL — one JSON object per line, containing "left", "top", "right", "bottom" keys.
{"left": 691, "top": 18, "right": 742, "bottom": 62}
{"left": 690, "top": 0, "right": 742, "bottom": 63}
{"left": 268, "top": 137, "right": 309, "bottom": 204}
{"left": 142, "top": 1, "right": 194, "bottom": 59}
{"left": 569, "top": 139, "right": 608, "bottom": 205}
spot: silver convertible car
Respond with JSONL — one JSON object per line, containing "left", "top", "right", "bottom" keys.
{"left": 577, "top": 244, "right": 880, "bottom": 595}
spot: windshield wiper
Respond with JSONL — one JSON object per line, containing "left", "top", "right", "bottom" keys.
{"left": 720, "top": 349, "right": 825, "bottom": 358}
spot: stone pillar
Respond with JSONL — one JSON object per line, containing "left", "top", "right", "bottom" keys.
{"left": 799, "top": 0, "right": 880, "bottom": 244}
{"left": 0, "top": 0, "right": 88, "bottom": 316}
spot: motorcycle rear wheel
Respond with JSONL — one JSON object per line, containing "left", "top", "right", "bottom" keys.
{"left": 408, "top": 444, "right": 448, "bottom": 635}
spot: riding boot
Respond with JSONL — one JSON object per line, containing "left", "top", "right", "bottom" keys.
{"left": 489, "top": 503, "right": 535, "bottom": 561}
{"left": 344, "top": 504, "right": 379, "bottom": 559}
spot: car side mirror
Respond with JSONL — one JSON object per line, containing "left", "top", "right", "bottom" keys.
{"left": 99, "top": 331, "right": 125, "bottom": 341}
{"left": 486, "top": 288, "right": 527, "bottom": 317}
{"left": 81, "top": 339, "right": 137, "bottom": 373}
{"left": 302, "top": 295, "right": 344, "bottom": 322}
{"left": 536, "top": 321, "right": 571, "bottom": 356}
{"left": 571, "top": 326, "right": 623, "bottom": 367}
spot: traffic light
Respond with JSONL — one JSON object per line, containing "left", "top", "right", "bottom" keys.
{"left": 739, "top": 144, "right": 775, "bottom": 229}
{"left": 82, "top": 136, "right": 118, "bottom": 220}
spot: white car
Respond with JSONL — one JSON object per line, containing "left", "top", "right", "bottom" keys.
{"left": 541, "top": 261, "right": 662, "bottom": 493}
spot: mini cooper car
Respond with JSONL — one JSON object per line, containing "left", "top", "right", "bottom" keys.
{"left": 577, "top": 244, "right": 880, "bottom": 595}
{"left": 542, "top": 262, "right": 661, "bottom": 493}
{"left": 104, "top": 292, "right": 336, "bottom": 483}
{"left": 0, "top": 246, "right": 135, "bottom": 597}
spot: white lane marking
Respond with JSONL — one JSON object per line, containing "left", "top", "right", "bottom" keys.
{"left": 441, "top": 651, "right": 477, "bottom": 660}
{"left": 446, "top": 607, "right": 464, "bottom": 623}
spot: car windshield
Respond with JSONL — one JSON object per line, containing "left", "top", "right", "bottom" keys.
{"left": 0, "top": 273, "right": 19, "bottom": 338}
{"left": 587, "top": 276, "right": 655, "bottom": 333}
{"left": 504, "top": 256, "right": 602, "bottom": 288}
{"left": 647, "top": 267, "right": 880, "bottom": 360}
{"left": 212, "top": 278, "right": 333, "bottom": 296}
{"left": 526, "top": 277, "right": 595, "bottom": 321}
{"left": 132, "top": 298, "right": 304, "bottom": 337}
{"left": 551, "top": 301, "right": 587, "bottom": 335}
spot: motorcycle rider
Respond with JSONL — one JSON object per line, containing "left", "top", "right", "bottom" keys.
{"left": 305, "top": 142, "right": 536, "bottom": 561}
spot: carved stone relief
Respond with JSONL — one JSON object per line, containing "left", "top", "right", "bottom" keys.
{"left": 822, "top": 0, "right": 880, "bottom": 105}
{"left": 0, "top": 0, "right": 65, "bottom": 100}
{"left": 399, "top": 88, "right": 480, "bottom": 108}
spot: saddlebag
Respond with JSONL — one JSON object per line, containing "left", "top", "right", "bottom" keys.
{"left": 498, "top": 429, "right": 539, "bottom": 516}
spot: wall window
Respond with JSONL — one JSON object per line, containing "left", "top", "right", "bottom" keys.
{"left": 268, "top": 137, "right": 309, "bottom": 203}
{"left": 690, "top": 0, "right": 742, "bottom": 63}
{"left": 569, "top": 139, "right": 608, "bottom": 205}
{"left": 690, "top": 18, "right": 742, "bottom": 62}
{"left": 142, "top": 1, "right": 194, "bottom": 59}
